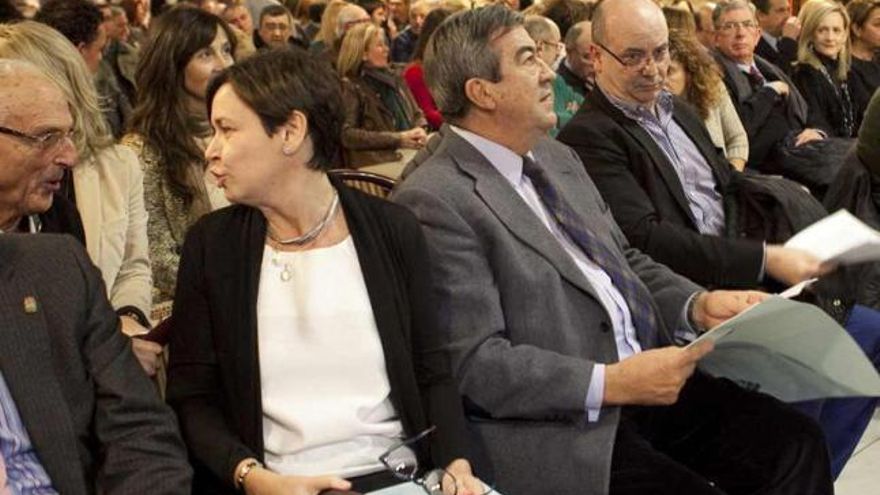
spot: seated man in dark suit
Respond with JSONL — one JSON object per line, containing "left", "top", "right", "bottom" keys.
{"left": 754, "top": 0, "right": 800, "bottom": 73}
{"left": 712, "top": 1, "right": 831, "bottom": 183}
{"left": 0, "top": 234, "right": 193, "bottom": 494}
{"left": 557, "top": 0, "right": 880, "bottom": 478}
{"left": 394, "top": 4, "right": 832, "bottom": 495}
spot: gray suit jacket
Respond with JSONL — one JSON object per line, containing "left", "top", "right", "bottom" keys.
{"left": 393, "top": 132, "right": 702, "bottom": 495}
{"left": 0, "top": 234, "right": 191, "bottom": 494}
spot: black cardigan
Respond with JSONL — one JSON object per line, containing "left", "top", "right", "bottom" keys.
{"left": 166, "top": 178, "right": 472, "bottom": 493}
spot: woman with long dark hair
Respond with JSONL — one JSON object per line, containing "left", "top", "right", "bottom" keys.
{"left": 123, "top": 6, "right": 236, "bottom": 309}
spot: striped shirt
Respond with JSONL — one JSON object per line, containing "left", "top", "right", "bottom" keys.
{"left": 0, "top": 373, "right": 56, "bottom": 494}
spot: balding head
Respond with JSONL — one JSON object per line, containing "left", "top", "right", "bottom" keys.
{"left": 565, "top": 20, "right": 594, "bottom": 82}
{"left": 0, "top": 59, "right": 77, "bottom": 232}
{"left": 592, "top": 0, "right": 665, "bottom": 46}
{"left": 591, "top": 0, "right": 669, "bottom": 106}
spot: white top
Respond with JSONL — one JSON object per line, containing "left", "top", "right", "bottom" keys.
{"left": 256, "top": 237, "right": 406, "bottom": 478}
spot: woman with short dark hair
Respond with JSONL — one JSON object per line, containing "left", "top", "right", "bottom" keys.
{"left": 167, "top": 48, "right": 487, "bottom": 495}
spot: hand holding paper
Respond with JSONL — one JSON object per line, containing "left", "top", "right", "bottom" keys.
{"left": 785, "top": 209, "right": 880, "bottom": 265}
{"left": 692, "top": 290, "right": 767, "bottom": 331}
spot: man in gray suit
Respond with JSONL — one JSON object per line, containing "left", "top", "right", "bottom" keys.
{"left": 394, "top": 4, "right": 833, "bottom": 495}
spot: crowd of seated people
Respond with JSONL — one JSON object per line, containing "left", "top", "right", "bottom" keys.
{"left": 1, "top": 0, "right": 880, "bottom": 493}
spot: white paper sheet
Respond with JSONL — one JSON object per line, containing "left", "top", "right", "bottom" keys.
{"left": 785, "top": 209, "right": 880, "bottom": 264}
{"left": 688, "top": 296, "right": 880, "bottom": 402}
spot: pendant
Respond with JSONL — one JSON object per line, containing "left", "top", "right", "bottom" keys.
{"left": 280, "top": 265, "right": 292, "bottom": 282}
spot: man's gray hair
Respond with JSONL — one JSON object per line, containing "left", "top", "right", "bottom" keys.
{"left": 712, "top": 0, "right": 755, "bottom": 28}
{"left": 424, "top": 4, "right": 523, "bottom": 121}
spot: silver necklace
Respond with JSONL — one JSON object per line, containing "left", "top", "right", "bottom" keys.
{"left": 267, "top": 190, "right": 340, "bottom": 246}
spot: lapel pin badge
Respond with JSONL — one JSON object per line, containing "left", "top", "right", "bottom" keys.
{"left": 23, "top": 296, "right": 38, "bottom": 314}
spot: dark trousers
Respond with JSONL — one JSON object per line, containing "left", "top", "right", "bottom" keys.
{"left": 793, "top": 304, "right": 880, "bottom": 479}
{"left": 609, "top": 372, "right": 833, "bottom": 495}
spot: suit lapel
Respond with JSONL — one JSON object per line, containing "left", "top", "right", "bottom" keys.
{"left": 446, "top": 133, "right": 601, "bottom": 300}
{"left": 0, "top": 257, "right": 86, "bottom": 494}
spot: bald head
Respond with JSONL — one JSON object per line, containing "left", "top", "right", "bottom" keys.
{"left": 592, "top": 0, "right": 666, "bottom": 46}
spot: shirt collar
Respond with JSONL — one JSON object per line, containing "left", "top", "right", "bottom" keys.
{"left": 761, "top": 32, "right": 779, "bottom": 50}
{"left": 0, "top": 215, "right": 41, "bottom": 234}
{"left": 449, "top": 125, "right": 534, "bottom": 187}
{"left": 600, "top": 86, "right": 675, "bottom": 126}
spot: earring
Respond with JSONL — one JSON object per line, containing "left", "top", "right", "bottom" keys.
{"left": 282, "top": 146, "right": 294, "bottom": 156}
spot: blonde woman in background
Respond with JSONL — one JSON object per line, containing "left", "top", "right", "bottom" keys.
{"left": 793, "top": 1, "right": 868, "bottom": 136}
{"left": 338, "top": 22, "right": 426, "bottom": 169}
{"left": 309, "top": 0, "right": 348, "bottom": 56}
{"left": 0, "top": 21, "right": 161, "bottom": 376}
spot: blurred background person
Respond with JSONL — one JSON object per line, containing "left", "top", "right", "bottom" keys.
{"left": 524, "top": 15, "right": 577, "bottom": 134}
{"left": 557, "top": 20, "right": 594, "bottom": 99}
{"left": 123, "top": 6, "right": 235, "bottom": 310}
{"left": 848, "top": 0, "right": 880, "bottom": 119}
{"left": 667, "top": 29, "right": 749, "bottom": 170}
{"left": 0, "top": 21, "right": 160, "bottom": 376}
{"left": 308, "top": 0, "right": 347, "bottom": 57}
{"left": 755, "top": 0, "right": 801, "bottom": 72}
{"left": 12, "top": 0, "right": 36, "bottom": 18}
{"left": 662, "top": 5, "right": 697, "bottom": 35}
{"left": 694, "top": 1, "right": 717, "bottom": 49}
{"left": 403, "top": 7, "right": 451, "bottom": 130}
{"left": 168, "top": 47, "right": 485, "bottom": 495}
{"left": 255, "top": 4, "right": 304, "bottom": 50}
{"left": 339, "top": 22, "right": 426, "bottom": 170}
{"left": 303, "top": 0, "right": 325, "bottom": 41}
{"left": 223, "top": 0, "right": 258, "bottom": 58}
{"left": 121, "top": 0, "right": 151, "bottom": 47}
{"left": 391, "top": 0, "right": 433, "bottom": 63}
{"left": 793, "top": 1, "right": 866, "bottom": 137}
{"left": 35, "top": 0, "right": 137, "bottom": 140}
{"left": 541, "top": 0, "right": 594, "bottom": 40}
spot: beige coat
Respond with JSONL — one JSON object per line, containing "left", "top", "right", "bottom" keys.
{"left": 73, "top": 144, "right": 152, "bottom": 318}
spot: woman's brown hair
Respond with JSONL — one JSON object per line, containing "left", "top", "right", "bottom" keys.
{"left": 129, "top": 6, "right": 236, "bottom": 207}
{"left": 668, "top": 29, "right": 723, "bottom": 120}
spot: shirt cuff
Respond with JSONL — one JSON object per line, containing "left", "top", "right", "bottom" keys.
{"left": 585, "top": 364, "right": 605, "bottom": 423}
{"left": 674, "top": 292, "right": 701, "bottom": 345}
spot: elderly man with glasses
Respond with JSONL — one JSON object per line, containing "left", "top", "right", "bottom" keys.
{"left": 0, "top": 58, "right": 192, "bottom": 495}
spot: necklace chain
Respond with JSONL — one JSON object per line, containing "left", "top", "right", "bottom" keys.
{"left": 267, "top": 190, "right": 340, "bottom": 246}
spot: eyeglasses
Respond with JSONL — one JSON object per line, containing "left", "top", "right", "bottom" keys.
{"left": 379, "top": 426, "right": 494, "bottom": 495}
{"left": 0, "top": 125, "right": 74, "bottom": 151}
{"left": 594, "top": 41, "right": 669, "bottom": 70}
{"left": 717, "top": 20, "right": 758, "bottom": 33}
{"left": 538, "top": 40, "right": 564, "bottom": 53}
